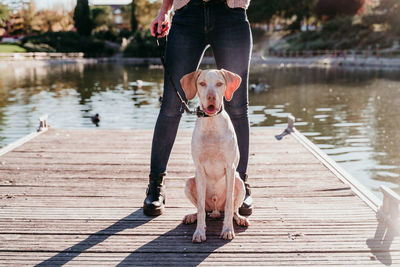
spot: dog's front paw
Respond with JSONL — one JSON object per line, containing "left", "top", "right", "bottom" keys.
{"left": 192, "top": 228, "right": 206, "bottom": 243}
{"left": 234, "top": 213, "right": 250, "bottom": 227}
{"left": 220, "top": 228, "right": 235, "bottom": 240}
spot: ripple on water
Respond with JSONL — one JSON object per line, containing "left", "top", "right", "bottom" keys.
{"left": 315, "top": 108, "right": 333, "bottom": 112}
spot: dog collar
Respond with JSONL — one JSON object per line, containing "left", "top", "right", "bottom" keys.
{"left": 195, "top": 106, "right": 223, "bottom": 118}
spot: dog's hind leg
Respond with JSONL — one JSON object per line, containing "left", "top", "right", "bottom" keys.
{"left": 233, "top": 174, "right": 250, "bottom": 227}
{"left": 183, "top": 177, "right": 198, "bottom": 224}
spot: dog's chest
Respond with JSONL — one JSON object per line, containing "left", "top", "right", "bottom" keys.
{"left": 193, "top": 129, "right": 233, "bottom": 154}
{"left": 192, "top": 131, "right": 236, "bottom": 169}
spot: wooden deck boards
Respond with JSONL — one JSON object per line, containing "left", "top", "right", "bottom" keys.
{"left": 0, "top": 128, "right": 399, "bottom": 266}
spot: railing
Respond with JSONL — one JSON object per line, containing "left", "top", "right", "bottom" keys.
{"left": 278, "top": 116, "right": 400, "bottom": 233}
{"left": 268, "top": 48, "right": 400, "bottom": 59}
{"left": 0, "top": 52, "right": 84, "bottom": 60}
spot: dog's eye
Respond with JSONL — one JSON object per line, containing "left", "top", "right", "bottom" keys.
{"left": 216, "top": 82, "right": 223, "bottom": 87}
{"left": 199, "top": 82, "right": 206, "bottom": 87}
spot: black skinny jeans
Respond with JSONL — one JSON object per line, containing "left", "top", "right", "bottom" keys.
{"left": 150, "top": 0, "right": 252, "bottom": 176}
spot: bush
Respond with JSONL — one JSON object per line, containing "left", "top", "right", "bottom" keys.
{"left": 119, "top": 29, "right": 132, "bottom": 40}
{"left": 93, "top": 30, "right": 118, "bottom": 42}
{"left": 23, "top": 42, "right": 56, "bottom": 52}
{"left": 321, "top": 16, "right": 353, "bottom": 37}
{"left": 21, "top": 31, "right": 114, "bottom": 57}
{"left": 392, "top": 16, "right": 400, "bottom": 35}
{"left": 251, "top": 27, "right": 267, "bottom": 44}
{"left": 123, "top": 30, "right": 159, "bottom": 57}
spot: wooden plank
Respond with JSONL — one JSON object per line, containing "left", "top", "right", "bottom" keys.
{"left": 1, "top": 233, "right": 399, "bottom": 253}
{"left": 0, "top": 128, "right": 48, "bottom": 157}
{"left": 1, "top": 252, "right": 398, "bottom": 266}
{"left": 0, "top": 128, "right": 398, "bottom": 266}
{"left": 0, "top": 220, "right": 389, "bottom": 237}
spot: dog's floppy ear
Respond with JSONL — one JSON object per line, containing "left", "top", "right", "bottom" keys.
{"left": 180, "top": 69, "right": 202, "bottom": 101}
{"left": 220, "top": 69, "right": 241, "bottom": 101}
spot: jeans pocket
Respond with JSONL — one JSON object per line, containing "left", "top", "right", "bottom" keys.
{"left": 222, "top": 2, "right": 247, "bottom": 21}
{"left": 174, "top": 5, "right": 190, "bottom": 16}
{"left": 223, "top": 2, "right": 245, "bottom": 13}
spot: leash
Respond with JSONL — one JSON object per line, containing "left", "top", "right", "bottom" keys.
{"left": 155, "top": 32, "right": 221, "bottom": 118}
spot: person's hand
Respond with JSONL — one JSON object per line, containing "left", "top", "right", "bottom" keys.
{"left": 150, "top": 11, "right": 170, "bottom": 38}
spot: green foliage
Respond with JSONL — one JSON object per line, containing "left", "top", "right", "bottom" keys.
{"left": 321, "top": 16, "right": 353, "bottom": 35}
{"left": 280, "top": 14, "right": 397, "bottom": 52}
{"left": 131, "top": 0, "right": 138, "bottom": 34}
{"left": 91, "top": 6, "right": 113, "bottom": 31}
{"left": 282, "top": 0, "right": 318, "bottom": 31}
{"left": 23, "top": 42, "right": 56, "bottom": 52}
{"left": 373, "top": 0, "right": 400, "bottom": 35}
{"left": 0, "top": 4, "right": 9, "bottom": 27}
{"left": 247, "top": 0, "right": 282, "bottom": 23}
{"left": 392, "top": 17, "right": 400, "bottom": 35}
{"left": 123, "top": 30, "right": 159, "bottom": 57}
{"left": 134, "top": 0, "right": 161, "bottom": 29}
{"left": 73, "top": 0, "right": 93, "bottom": 36}
{"left": 0, "top": 44, "right": 26, "bottom": 53}
{"left": 251, "top": 27, "right": 267, "bottom": 44}
{"left": 119, "top": 0, "right": 160, "bottom": 33}
{"left": 315, "top": 0, "right": 365, "bottom": 20}
{"left": 248, "top": 0, "right": 318, "bottom": 32}
{"left": 93, "top": 30, "right": 118, "bottom": 42}
{"left": 21, "top": 32, "right": 114, "bottom": 57}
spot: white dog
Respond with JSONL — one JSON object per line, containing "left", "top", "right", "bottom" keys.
{"left": 180, "top": 69, "right": 250, "bottom": 243}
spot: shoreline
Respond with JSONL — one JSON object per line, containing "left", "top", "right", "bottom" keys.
{"left": 1, "top": 54, "right": 400, "bottom": 70}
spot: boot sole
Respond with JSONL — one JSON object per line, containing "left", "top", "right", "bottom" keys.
{"left": 239, "top": 205, "right": 253, "bottom": 216}
{"left": 143, "top": 205, "right": 165, "bottom": 216}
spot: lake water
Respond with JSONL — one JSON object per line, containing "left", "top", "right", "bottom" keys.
{"left": 0, "top": 62, "right": 399, "bottom": 197}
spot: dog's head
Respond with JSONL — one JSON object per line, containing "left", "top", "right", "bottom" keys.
{"left": 180, "top": 69, "right": 242, "bottom": 116}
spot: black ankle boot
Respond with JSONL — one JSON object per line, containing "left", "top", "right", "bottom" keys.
{"left": 239, "top": 173, "right": 253, "bottom": 216}
{"left": 143, "top": 173, "right": 166, "bottom": 216}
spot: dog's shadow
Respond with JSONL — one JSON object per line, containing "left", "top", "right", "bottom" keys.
{"left": 117, "top": 215, "right": 248, "bottom": 266}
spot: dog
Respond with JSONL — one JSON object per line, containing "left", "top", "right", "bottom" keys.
{"left": 180, "top": 69, "right": 250, "bottom": 243}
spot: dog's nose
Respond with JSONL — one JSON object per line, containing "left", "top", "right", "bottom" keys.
{"left": 207, "top": 94, "right": 216, "bottom": 101}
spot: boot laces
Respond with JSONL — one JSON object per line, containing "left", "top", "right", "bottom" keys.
{"left": 147, "top": 179, "right": 164, "bottom": 199}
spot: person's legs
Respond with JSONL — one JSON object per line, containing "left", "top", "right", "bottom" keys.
{"left": 207, "top": 2, "right": 253, "bottom": 215}
{"left": 144, "top": 2, "right": 208, "bottom": 216}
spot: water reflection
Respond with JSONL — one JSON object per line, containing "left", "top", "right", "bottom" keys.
{"left": 249, "top": 65, "right": 400, "bottom": 196}
{"left": 0, "top": 63, "right": 399, "bottom": 197}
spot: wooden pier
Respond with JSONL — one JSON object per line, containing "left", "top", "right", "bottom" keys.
{"left": 0, "top": 127, "right": 399, "bottom": 266}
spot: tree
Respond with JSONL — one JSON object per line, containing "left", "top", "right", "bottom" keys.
{"left": 315, "top": 0, "right": 365, "bottom": 20}
{"left": 0, "top": 4, "right": 9, "bottom": 27}
{"left": 280, "top": 0, "right": 318, "bottom": 31}
{"left": 374, "top": 0, "right": 400, "bottom": 34}
{"left": 91, "top": 6, "right": 113, "bottom": 32}
{"left": 31, "top": 9, "right": 70, "bottom": 33}
{"left": 73, "top": 0, "right": 92, "bottom": 36}
{"left": 134, "top": 0, "right": 161, "bottom": 29}
{"left": 22, "top": 1, "right": 35, "bottom": 34}
{"left": 247, "top": 0, "right": 318, "bottom": 32}
{"left": 120, "top": 0, "right": 161, "bottom": 32}
{"left": 131, "top": 0, "right": 138, "bottom": 34}
{"left": 247, "top": 0, "right": 282, "bottom": 24}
